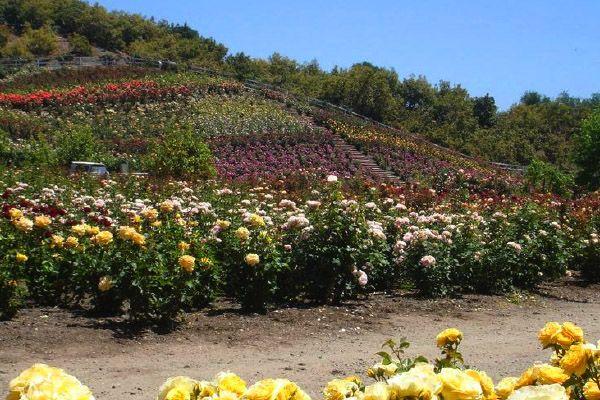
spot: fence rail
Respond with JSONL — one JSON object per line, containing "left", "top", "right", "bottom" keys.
{"left": 0, "top": 56, "right": 526, "bottom": 173}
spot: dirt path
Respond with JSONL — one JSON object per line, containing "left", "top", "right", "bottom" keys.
{"left": 1, "top": 281, "right": 599, "bottom": 399}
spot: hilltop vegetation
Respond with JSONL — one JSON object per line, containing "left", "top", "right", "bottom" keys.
{"left": 0, "top": 0, "right": 598, "bottom": 184}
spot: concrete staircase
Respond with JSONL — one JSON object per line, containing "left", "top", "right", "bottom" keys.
{"left": 332, "top": 135, "right": 401, "bottom": 184}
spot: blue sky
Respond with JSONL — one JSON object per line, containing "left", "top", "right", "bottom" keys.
{"left": 95, "top": 0, "right": 599, "bottom": 109}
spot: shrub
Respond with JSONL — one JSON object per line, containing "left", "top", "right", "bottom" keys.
{"left": 0, "top": 272, "right": 27, "bottom": 320}
{"left": 23, "top": 25, "right": 58, "bottom": 57}
{"left": 146, "top": 125, "right": 216, "bottom": 179}
{"left": 54, "top": 125, "right": 107, "bottom": 166}
{"left": 69, "top": 33, "right": 93, "bottom": 56}
{"left": 525, "top": 159, "right": 574, "bottom": 196}
{"left": 573, "top": 109, "right": 600, "bottom": 190}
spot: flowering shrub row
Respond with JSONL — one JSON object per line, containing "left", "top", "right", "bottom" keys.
{"left": 0, "top": 75, "right": 244, "bottom": 111}
{"left": 0, "top": 171, "right": 597, "bottom": 322}
{"left": 6, "top": 322, "right": 600, "bottom": 400}
{"left": 209, "top": 130, "right": 375, "bottom": 183}
{"left": 0, "top": 65, "right": 161, "bottom": 92}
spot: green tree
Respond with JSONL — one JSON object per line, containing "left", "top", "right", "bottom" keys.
{"left": 68, "top": 32, "right": 92, "bottom": 56}
{"left": 520, "top": 91, "right": 550, "bottom": 106}
{"left": 573, "top": 109, "right": 600, "bottom": 190}
{"left": 23, "top": 25, "right": 57, "bottom": 56}
{"left": 146, "top": 126, "right": 215, "bottom": 179}
{"left": 473, "top": 94, "right": 497, "bottom": 127}
{"left": 0, "top": 24, "right": 10, "bottom": 48}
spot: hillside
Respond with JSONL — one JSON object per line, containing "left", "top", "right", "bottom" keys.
{"left": 0, "top": 0, "right": 598, "bottom": 183}
{"left": 0, "top": 65, "right": 515, "bottom": 194}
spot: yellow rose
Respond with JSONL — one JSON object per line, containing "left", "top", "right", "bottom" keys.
{"left": 363, "top": 383, "right": 390, "bottom": 400}
{"left": 245, "top": 253, "right": 260, "bottom": 266}
{"left": 34, "top": 215, "right": 52, "bottom": 229}
{"left": 131, "top": 232, "right": 146, "bottom": 246}
{"left": 370, "top": 362, "right": 398, "bottom": 378}
{"left": 217, "top": 220, "right": 231, "bottom": 229}
{"left": 157, "top": 376, "right": 199, "bottom": 400}
{"left": 245, "top": 379, "right": 309, "bottom": 400}
{"left": 71, "top": 224, "right": 88, "bottom": 236}
{"left": 506, "top": 384, "right": 568, "bottom": 400}
{"left": 197, "top": 381, "right": 217, "bottom": 398}
{"left": 515, "top": 367, "right": 536, "bottom": 389}
{"left": 538, "top": 322, "right": 561, "bottom": 348}
{"left": 465, "top": 369, "right": 495, "bottom": 399}
{"left": 8, "top": 208, "right": 23, "bottom": 220}
{"left": 235, "top": 227, "right": 250, "bottom": 241}
{"left": 436, "top": 328, "right": 463, "bottom": 347}
{"left": 64, "top": 236, "right": 79, "bottom": 248}
{"left": 118, "top": 226, "right": 137, "bottom": 240}
{"left": 247, "top": 213, "right": 266, "bottom": 227}
{"left": 495, "top": 377, "right": 518, "bottom": 399}
{"left": 179, "top": 255, "right": 195, "bottom": 273}
{"left": 178, "top": 241, "right": 190, "bottom": 252}
{"left": 323, "top": 378, "right": 360, "bottom": 400}
{"left": 533, "top": 364, "right": 569, "bottom": 385}
{"left": 584, "top": 380, "right": 600, "bottom": 400}
{"left": 98, "top": 276, "right": 113, "bottom": 292}
{"left": 86, "top": 225, "right": 100, "bottom": 236}
{"left": 560, "top": 343, "right": 592, "bottom": 376}
{"left": 13, "top": 217, "right": 33, "bottom": 232}
{"left": 16, "top": 252, "right": 28, "bottom": 263}
{"left": 215, "top": 372, "right": 247, "bottom": 396}
{"left": 557, "top": 322, "right": 584, "bottom": 346}
{"left": 151, "top": 221, "right": 162, "bottom": 228}
{"left": 214, "top": 390, "right": 239, "bottom": 400}
{"left": 93, "top": 231, "right": 113, "bottom": 246}
{"left": 50, "top": 234, "right": 64, "bottom": 248}
{"left": 438, "top": 368, "right": 483, "bottom": 400}
{"left": 164, "top": 387, "right": 190, "bottom": 400}
{"left": 387, "top": 363, "right": 441, "bottom": 399}
{"left": 142, "top": 207, "right": 159, "bottom": 221}
{"left": 160, "top": 200, "right": 174, "bottom": 213}
{"left": 8, "top": 364, "right": 94, "bottom": 400}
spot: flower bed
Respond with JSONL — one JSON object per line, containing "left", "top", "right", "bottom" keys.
{"left": 0, "top": 170, "right": 597, "bottom": 322}
{"left": 209, "top": 130, "right": 374, "bottom": 183}
{"left": 6, "top": 322, "right": 600, "bottom": 400}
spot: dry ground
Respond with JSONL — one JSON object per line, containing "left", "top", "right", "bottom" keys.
{"left": 1, "top": 279, "right": 599, "bottom": 399}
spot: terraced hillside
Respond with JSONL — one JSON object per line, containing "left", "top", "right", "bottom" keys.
{"left": 0, "top": 65, "right": 512, "bottom": 192}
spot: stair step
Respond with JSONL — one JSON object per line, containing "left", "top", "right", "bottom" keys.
{"left": 331, "top": 134, "right": 401, "bottom": 183}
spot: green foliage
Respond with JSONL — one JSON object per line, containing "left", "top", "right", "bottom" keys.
{"left": 0, "top": 24, "right": 10, "bottom": 48}
{"left": 68, "top": 33, "right": 91, "bottom": 56}
{"left": 54, "top": 125, "right": 107, "bottom": 165}
{"left": 0, "top": 275, "right": 27, "bottom": 320}
{"left": 573, "top": 109, "right": 600, "bottom": 190}
{"left": 525, "top": 159, "right": 574, "bottom": 196}
{"left": 22, "top": 25, "right": 57, "bottom": 56}
{"left": 472, "top": 94, "right": 497, "bottom": 127}
{"left": 322, "top": 63, "right": 397, "bottom": 121}
{"left": 146, "top": 125, "right": 216, "bottom": 179}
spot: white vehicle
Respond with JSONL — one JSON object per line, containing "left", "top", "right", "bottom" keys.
{"left": 69, "top": 161, "right": 109, "bottom": 176}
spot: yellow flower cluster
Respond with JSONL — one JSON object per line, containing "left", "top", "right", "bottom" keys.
{"left": 157, "top": 372, "right": 309, "bottom": 400}
{"left": 118, "top": 226, "right": 146, "bottom": 246}
{"left": 436, "top": 328, "right": 463, "bottom": 348}
{"left": 538, "top": 321, "right": 584, "bottom": 348}
{"left": 327, "top": 323, "right": 600, "bottom": 400}
{"left": 179, "top": 255, "right": 196, "bottom": 273}
{"left": 6, "top": 364, "right": 94, "bottom": 400}
{"left": 6, "top": 323, "right": 600, "bottom": 400}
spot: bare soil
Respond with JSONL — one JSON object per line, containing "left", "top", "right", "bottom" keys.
{"left": 1, "top": 279, "right": 599, "bottom": 399}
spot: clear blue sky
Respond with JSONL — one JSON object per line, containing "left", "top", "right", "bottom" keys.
{"left": 95, "top": 0, "right": 599, "bottom": 109}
